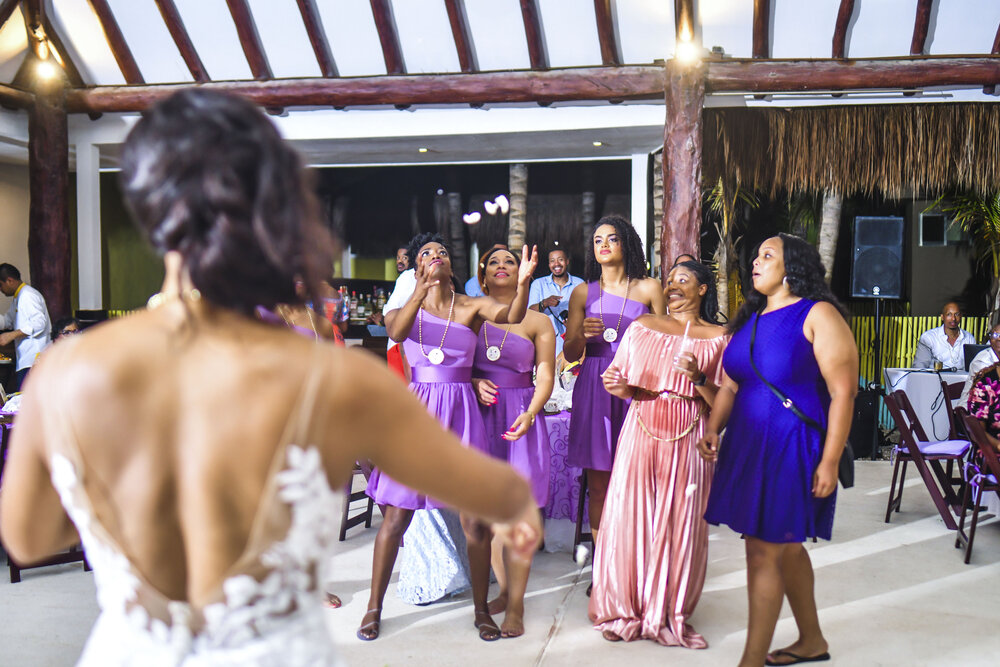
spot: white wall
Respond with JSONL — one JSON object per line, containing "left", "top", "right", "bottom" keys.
{"left": 0, "top": 161, "right": 30, "bottom": 314}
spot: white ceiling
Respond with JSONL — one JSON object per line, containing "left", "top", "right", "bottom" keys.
{"left": 1, "top": 0, "right": 999, "bottom": 168}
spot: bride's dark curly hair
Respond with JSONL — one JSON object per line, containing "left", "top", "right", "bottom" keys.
{"left": 584, "top": 214, "right": 648, "bottom": 282}
{"left": 120, "top": 90, "right": 333, "bottom": 315}
{"left": 727, "top": 233, "right": 848, "bottom": 334}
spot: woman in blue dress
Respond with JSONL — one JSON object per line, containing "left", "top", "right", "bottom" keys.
{"left": 698, "top": 234, "right": 858, "bottom": 667}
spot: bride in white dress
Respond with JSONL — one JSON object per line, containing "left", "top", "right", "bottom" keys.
{"left": 0, "top": 90, "right": 541, "bottom": 666}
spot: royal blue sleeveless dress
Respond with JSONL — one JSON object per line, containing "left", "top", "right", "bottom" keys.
{"left": 703, "top": 299, "right": 837, "bottom": 542}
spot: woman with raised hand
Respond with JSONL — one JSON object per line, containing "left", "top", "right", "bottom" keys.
{"left": 562, "top": 215, "right": 666, "bottom": 587}
{"left": 362, "top": 233, "right": 539, "bottom": 642}
{"left": 698, "top": 234, "right": 857, "bottom": 667}
{"left": 590, "top": 260, "right": 727, "bottom": 647}
{"left": 471, "top": 246, "right": 556, "bottom": 638}
{"left": 0, "top": 90, "right": 541, "bottom": 666}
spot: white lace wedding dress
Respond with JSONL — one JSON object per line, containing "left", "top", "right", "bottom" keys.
{"left": 50, "top": 440, "right": 344, "bottom": 666}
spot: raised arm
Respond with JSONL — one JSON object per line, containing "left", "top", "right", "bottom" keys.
{"left": 476, "top": 245, "right": 538, "bottom": 325}
{"left": 807, "top": 302, "right": 859, "bottom": 498}
{"left": 385, "top": 260, "right": 436, "bottom": 342}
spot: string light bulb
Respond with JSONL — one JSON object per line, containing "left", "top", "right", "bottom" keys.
{"left": 36, "top": 59, "right": 60, "bottom": 81}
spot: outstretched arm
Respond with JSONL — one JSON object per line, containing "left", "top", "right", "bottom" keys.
{"left": 476, "top": 245, "right": 539, "bottom": 325}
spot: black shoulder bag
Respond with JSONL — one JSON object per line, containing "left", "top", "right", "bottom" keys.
{"left": 749, "top": 314, "right": 855, "bottom": 489}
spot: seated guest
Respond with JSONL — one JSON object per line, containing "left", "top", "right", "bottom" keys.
{"left": 967, "top": 360, "right": 1000, "bottom": 452}
{"left": 912, "top": 301, "right": 975, "bottom": 369}
{"left": 960, "top": 323, "right": 1000, "bottom": 405}
{"left": 51, "top": 317, "right": 82, "bottom": 341}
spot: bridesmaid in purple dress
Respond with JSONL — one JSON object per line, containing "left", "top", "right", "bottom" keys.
{"left": 471, "top": 247, "right": 556, "bottom": 638}
{"left": 698, "top": 235, "right": 857, "bottom": 667}
{"left": 361, "top": 233, "right": 538, "bottom": 642}
{"left": 563, "top": 215, "right": 666, "bottom": 573}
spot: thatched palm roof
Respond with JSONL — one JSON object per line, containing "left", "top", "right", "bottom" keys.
{"left": 704, "top": 103, "right": 1000, "bottom": 197}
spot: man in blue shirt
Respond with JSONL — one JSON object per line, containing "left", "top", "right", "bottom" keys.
{"left": 528, "top": 248, "right": 583, "bottom": 355}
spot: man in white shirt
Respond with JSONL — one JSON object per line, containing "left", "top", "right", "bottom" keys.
{"left": 528, "top": 248, "right": 584, "bottom": 355}
{"left": 912, "top": 301, "right": 976, "bottom": 370}
{"left": 383, "top": 246, "right": 416, "bottom": 379}
{"left": 960, "top": 323, "right": 1000, "bottom": 405}
{"left": 0, "top": 263, "right": 51, "bottom": 390}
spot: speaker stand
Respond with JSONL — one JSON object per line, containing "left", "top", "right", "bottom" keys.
{"left": 870, "top": 298, "right": 885, "bottom": 460}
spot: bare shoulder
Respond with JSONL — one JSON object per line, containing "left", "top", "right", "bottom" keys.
{"left": 524, "top": 309, "right": 555, "bottom": 335}
{"left": 806, "top": 301, "right": 850, "bottom": 328}
{"left": 569, "top": 282, "right": 588, "bottom": 302}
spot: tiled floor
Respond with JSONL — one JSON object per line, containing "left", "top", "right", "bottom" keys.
{"left": 3, "top": 461, "right": 999, "bottom": 665}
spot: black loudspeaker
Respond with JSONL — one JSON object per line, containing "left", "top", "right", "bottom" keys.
{"left": 851, "top": 216, "right": 904, "bottom": 299}
{"left": 849, "top": 389, "right": 879, "bottom": 459}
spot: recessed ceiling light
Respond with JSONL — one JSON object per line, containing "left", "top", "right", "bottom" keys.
{"left": 592, "top": 141, "right": 603, "bottom": 147}
{"left": 418, "top": 147, "right": 428, "bottom": 153}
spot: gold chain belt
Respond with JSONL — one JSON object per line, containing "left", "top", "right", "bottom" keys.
{"left": 634, "top": 404, "right": 707, "bottom": 443}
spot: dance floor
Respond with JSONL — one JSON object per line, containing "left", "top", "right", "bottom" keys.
{"left": 3, "top": 461, "right": 999, "bottom": 665}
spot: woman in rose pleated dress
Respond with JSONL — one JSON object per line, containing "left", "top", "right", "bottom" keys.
{"left": 590, "top": 260, "right": 728, "bottom": 647}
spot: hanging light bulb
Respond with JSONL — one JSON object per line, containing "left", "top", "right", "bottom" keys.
{"left": 483, "top": 200, "right": 499, "bottom": 215}
{"left": 463, "top": 212, "right": 482, "bottom": 224}
{"left": 495, "top": 195, "right": 510, "bottom": 214}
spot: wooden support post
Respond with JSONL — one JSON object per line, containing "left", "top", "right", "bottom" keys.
{"left": 832, "top": 0, "right": 855, "bottom": 58}
{"left": 370, "top": 0, "right": 405, "bottom": 75}
{"left": 593, "top": 0, "right": 620, "bottom": 66}
{"left": 509, "top": 164, "right": 528, "bottom": 254}
{"left": 519, "top": 0, "right": 547, "bottom": 70}
{"left": 660, "top": 60, "right": 704, "bottom": 282}
{"left": 444, "top": 0, "right": 476, "bottom": 73}
{"left": 27, "top": 92, "right": 71, "bottom": 320}
{"left": 155, "top": 0, "right": 210, "bottom": 82}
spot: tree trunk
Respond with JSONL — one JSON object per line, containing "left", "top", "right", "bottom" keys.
{"left": 715, "top": 231, "right": 729, "bottom": 319}
{"left": 818, "top": 191, "right": 843, "bottom": 283}
{"left": 581, "top": 190, "right": 596, "bottom": 254}
{"left": 508, "top": 163, "right": 528, "bottom": 253}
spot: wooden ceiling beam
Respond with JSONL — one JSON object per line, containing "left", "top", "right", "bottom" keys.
{"left": 752, "top": 0, "right": 770, "bottom": 59}
{"left": 369, "top": 0, "right": 404, "bottom": 75}
{"left": 225, "top": 0, "right": 272, "bottom": 80}
{"left": 593, "top": 0, "right": 620, "bottom": 66}
{"left": 832, "top": 0, "right": 855, "bottom": 58}
{"left": 87, "top": 0, "right": 144, "bottom": 84}
{"left": 519, "top": 0, "right": 547, "bottom": 69}
{"left": 708, "top": 56, "right": 1000, "bottom": 93}
{"left": 0, "top": 0, "right": 18, "bottom": 32}
{"left": 0, "top": 81, "right": 33, "bottom": 109}
{"left": 64, "top": 66, "right": 666, "bottom": 113}
{"left": 15, "top": 0, "right": 84, "bottom": 89}
{"left": 911, "top": 0, "right": 933, "bottom": 56}
{"left": 444, "top": 0, "right": 475, "bottom": 73}
{"left": 154, "top": 0, "right": 209, "bottom": 83}
{"left": 295, "top": 0, "right": 336, "bottom": 78}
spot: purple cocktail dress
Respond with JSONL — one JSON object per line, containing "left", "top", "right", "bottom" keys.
{"left": 567, "top": 281, "right": 649, "bottom": 471}
{"left": 473, "top": 322, "right": 550, "bottom": 506}
{"left": 704, "top": 299, "right": 837, "bottom": 542}
{"left": 367, "top": 311, "right": 489, "bottom": 510}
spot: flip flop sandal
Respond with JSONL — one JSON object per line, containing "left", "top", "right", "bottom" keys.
{"left": 356, "top": 608, "right": 381, "bottom": 641}
{"left": 474, "top": 615, "right": 502, "bottom": 642}
{"left": 765, "top": 650, "right": 831, "bottom": 665}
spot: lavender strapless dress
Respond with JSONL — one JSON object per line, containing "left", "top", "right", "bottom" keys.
{"left": 567, "top": 282, "right": 649, "bottom": 471}
{"left": 473, "top": 322, "right": 550, "bottom": 506}
{"left": 367, "top": 311, "right": 489, "bottom": 510}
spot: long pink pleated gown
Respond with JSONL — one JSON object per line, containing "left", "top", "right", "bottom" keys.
{"left": 589, "top": 321, "right": 728, "bottom": 647}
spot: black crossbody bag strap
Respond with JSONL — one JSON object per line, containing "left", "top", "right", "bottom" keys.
{"left": 749, "top": 313, "right": 825, "bottom": 435}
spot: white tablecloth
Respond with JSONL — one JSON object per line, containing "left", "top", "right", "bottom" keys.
{"left": 883, "top": 368, "right": 968, "bottom": 441}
